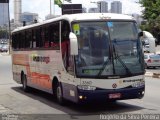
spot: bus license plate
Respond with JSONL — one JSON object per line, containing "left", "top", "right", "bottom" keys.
{"left": 109, "top": 93, "right": 121, "bottom": 99}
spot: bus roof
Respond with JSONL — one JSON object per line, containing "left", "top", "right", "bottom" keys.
{"left": 12, "top": 13, "right": 134, "bottom": 33}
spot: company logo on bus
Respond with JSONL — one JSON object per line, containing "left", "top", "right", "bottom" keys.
{"left": 99, "top": 16, "right": 111, "bottom": 19}
{"left": 112, "top": 83, "right": 117, "bottom": 88}
{"left": 123, "top": 79, "right": 143, "bottom": 83}
{"left": 32, "top": 56, "right": 50, "bottom": 64}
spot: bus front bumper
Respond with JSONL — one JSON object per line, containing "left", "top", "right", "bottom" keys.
{"left": 77, "top": 86, "right": 145, "bottom": 103}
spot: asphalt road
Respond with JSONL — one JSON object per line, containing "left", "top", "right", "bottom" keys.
{"left": 0, "top": 55, "right": 160, "bottom": 120}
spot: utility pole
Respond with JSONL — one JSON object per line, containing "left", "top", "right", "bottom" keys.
{"left": 50, "top": 0, "right": 52, "bottom": 15}
{"left": 99, "top": 2, "right": 101, "bottom": 13}
{"left": 7, "top": 0, "right": 11, "bottom": 54}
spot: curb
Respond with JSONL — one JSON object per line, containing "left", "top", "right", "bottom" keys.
{"left": 0, "top": 52, "right": 10, "bottom": 56}
{"left": 0, "top": 54, "right": 10, "bottom": 56}
{"left": 145, "top": 72, "right": 160, "bottom": 78}
{"left": 152, "top": 73, "right": 160, "bottom": 78}
{"left": 145, "top": 72, "right": 153, "bottom": 77}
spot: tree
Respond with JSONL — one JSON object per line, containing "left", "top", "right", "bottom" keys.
{"left": 0, "top": 29, "right": 8, "bottom": 39}
{"left": 139, "top": 0, "right": 160, "bottom": 43}
{"left": 140, "top": 0, "right": 160, "bottom": 21}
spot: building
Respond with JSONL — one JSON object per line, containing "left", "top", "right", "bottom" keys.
{"left": 97, "top": 1, "right": 108, "bottom": 13}
{"left": 82, "top": 7, "right": 87, "bottom": 13}
{"left": 21, "top": 12, "right": 38, "bottom": 24}
{"left": 14, "top": 0, "right": 22, "bottom": 24}
{"left": 88, "top": 8, "right": 98, "bottom": 13}
{"left": 0, "top": 3, "right": 9, "bottom": 27}
{"left": 111, "top": 1, "right": 122, "bottom": 14}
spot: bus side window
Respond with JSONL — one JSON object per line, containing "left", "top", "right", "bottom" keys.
{"left": 41, "top": 28, "right": 45, "bottom": 48}
{"left": 44, "top": 26, "right": 50, "bottom": 48}
{"left": 12, "top": 34, "right": 16, "bottom": 49}
{"left": 16, "top": 33, "right": 19, "bottom": 49}
{"left": 27, "top": 30, "right": 32, "bottom": 49}
{"left": 25, "top": 31, "right": 29, "bottom": 48}
{"left": 53, "top": 29, "right": 59, "bottom": 48}
{"left": 35, "top": 28, "right": 42, "bottom": 48}
{"left": 32, "top": 29, "right": 36, "bottom": 48}
{"left": 25, "top": 30, "right": 30, "bottom": 49}
{"left": 36, "top": 29, "right": 39, "bottom": 48}
{"left": 21, "top": 31, "right": 25, "bottom": 49}
{"left": 49, "top": 24, "right": 54, "bottom": 47}
{"left": 62, "top": 22, "right": 70, "bottom": 42}
{"left": 50, "top": 22, "right": 60, "bottom": 49}
{"left": 18, "top": 33, "right": 22, "bottom": 49}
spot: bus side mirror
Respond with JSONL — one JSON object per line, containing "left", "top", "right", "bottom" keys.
{"left": 69, "top": 32, "right": 78, "bottom": 55}
{"left": 138, "top": 31, "right": 144, "bottom": 37}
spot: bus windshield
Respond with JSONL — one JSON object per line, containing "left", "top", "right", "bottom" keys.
{"left": 73, "top": 21, "right": 144, "bottom": 78}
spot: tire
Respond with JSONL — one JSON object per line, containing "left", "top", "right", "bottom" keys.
{"left": 153, "top": 67, "right": 156, "bottom": 69}
{"left": 107, "top": 100, "right": 117, "bottom": 103}
{"left": 22, "top": 74, "right": 30, "bottom": 92}
{"left": 56, "top": 83, "right": 65, "bottom": 105}
{"left": 145, "top": 63, "right": 148, "bottom": 69}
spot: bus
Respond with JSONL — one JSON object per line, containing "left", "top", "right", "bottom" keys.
{"left": 11, "top": 13, "right": 145, "bottom": 104}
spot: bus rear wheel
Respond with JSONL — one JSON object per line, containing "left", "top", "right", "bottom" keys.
{"left": 22, "top": 74, "right": 29, "bottom": 92}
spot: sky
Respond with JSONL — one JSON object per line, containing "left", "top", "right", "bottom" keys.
{"left": 9, "top": 0, "right": 143, "bottom": 20}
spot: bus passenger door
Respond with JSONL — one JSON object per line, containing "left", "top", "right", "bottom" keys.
{"left": 61, "top": 20, "right": 75, "bottom": 76}
{"left": 61, "top": 20, "right": 78, "bottom": 102}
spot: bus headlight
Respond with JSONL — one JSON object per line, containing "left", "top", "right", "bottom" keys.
{"left": 77, "top": 85, "right": 96, "bottom": 90}
{"left": 132, "top": 81, "right": 145, "bottom": 88}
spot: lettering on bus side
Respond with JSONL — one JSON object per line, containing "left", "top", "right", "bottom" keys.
{"left": 81, "top": 81, "right": 92, "bottom": 85}
{"left": 32, "top": 56, "right": 50, "bottom": 64}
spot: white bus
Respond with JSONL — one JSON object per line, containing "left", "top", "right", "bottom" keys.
{"left": 11, "top": 13, "right": 145, "bottom": 104}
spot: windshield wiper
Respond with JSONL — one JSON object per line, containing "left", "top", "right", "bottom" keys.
{"left": 97, "top": 45, "right": 133, "bottom": 77}
{"left": 97, "top": 58, "right": 110, "bottom": 76}
{"left": 112, "top": 44, "right": 133, "bottom": 76}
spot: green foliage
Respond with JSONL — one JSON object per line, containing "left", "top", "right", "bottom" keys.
{"left": 0, "top": 29, "right": 8, "bottom": 39}
{"left": 54, "top": 0, "right": 62, "bottom": 7}
{"left": 140, "top": 24, "right": 150, "bottom": 31}
{"left": 139, "top": 0, "right": 160, "bottom": 43}
{"left": 139, "top": 0, "right": 160, "bottom": 21}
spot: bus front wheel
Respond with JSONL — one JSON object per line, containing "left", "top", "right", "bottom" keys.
{"left": 56, "top": 83, "right": 65, "bottom": 105}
